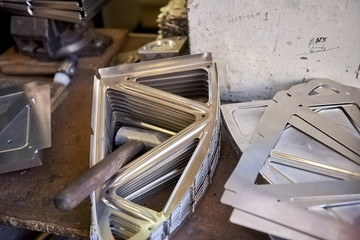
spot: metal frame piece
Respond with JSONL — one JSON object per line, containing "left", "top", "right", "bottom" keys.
{"left": 221, "top": 79, "right": 360, "bottom": 240}
{"left": 0, "top": 82, "right": 51, "bottom": 174}
{"left": 90, "top": 53, "right": 220, "bottom": 239}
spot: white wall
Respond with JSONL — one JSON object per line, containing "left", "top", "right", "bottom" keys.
{"left": 188, "top": 0, "right": 360, "bottom": 101}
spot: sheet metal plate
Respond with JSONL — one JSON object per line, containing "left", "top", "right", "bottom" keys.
{"left": 0, "top": 82, "right": 51, "bottom": 174}
{"left": 221, "top": 79, "right": 360, "bottom": 240}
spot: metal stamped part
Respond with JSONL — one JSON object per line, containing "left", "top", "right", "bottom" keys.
{"left": 221, "top": 79, "right": 360, "bottom": 240}
{"left": 138, "top": 36, "right": 188, "bottom": 62}
{"left": 0, "top": 82, "right": 51, "bottom": 174}
{"left": 90, "top": 53, "right": 220, "bottom": 239}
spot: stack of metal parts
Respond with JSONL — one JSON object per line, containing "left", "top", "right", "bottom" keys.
{"left": 90, "top": 53, "right": 220, "bottom": 239}
{"left": 0, "top": 0, "right": 107, "bottom": 24}
{"left": 157, "top": 0, "right": 188, "bottom": 39}
{"left": 0, "top": 82, "right": 51, "bottom": 174}
{"left": 221, "top": 79, "right": 360, "bottom": 240}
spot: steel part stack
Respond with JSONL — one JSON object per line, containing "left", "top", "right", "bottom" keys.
{"left": 0, "top": 0, "right": 107, "bottom": 23}
{"left": 221, "top": 79, "right": 360, "bottom": 240}
{"left": 90, "top": 53, "right": 220, "bottom": 240}
{"left": 157, "top": 0, "right": 188, "bottom": 39}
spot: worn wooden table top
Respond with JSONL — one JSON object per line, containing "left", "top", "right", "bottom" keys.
{"left": 0, "top": 32, "right": 267, "bottom": 240}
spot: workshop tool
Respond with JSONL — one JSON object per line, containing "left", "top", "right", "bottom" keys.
{"left": 90, "top": 53, "right": 220, "bottom": 240}
{"left": 54, "top": 126, "right": 171, "bottom": 211}
{"left": 51, "top": 56, "right": 78, "bottom": 112}
{"left": 53, "top": 56, "right": 78, "bottom": 86}
{"left": 10, "top": 15, "right": 112, "bottom": 60}
{"left": 0, "top": 57, "right": 78, "bottom": 113}
{"left": 115, "top": 126, "right": 171, "bottom": 150}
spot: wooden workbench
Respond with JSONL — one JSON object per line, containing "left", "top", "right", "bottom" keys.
{"left": 0, "top": 33, "right": 268, "bottom": 239}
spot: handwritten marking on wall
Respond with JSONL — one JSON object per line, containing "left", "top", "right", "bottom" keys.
{"left": 228, "top": 12, "right": 261, "bottom": 24}
{"left": 298, "top": 37, "right": 339, "bottom": 56}
{"left": 308, "top": 37, "right": 327, "bottom": 53}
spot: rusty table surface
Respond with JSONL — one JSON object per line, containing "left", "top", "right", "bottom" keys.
{"left": 0, "top": 33, "right": 268, "bottom": 240}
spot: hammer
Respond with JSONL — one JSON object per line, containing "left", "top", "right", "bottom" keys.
{"left": 54, "top": 126, "right": 171, "bottom": 211}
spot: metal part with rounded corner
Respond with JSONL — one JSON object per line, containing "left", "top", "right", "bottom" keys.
{"left": 221, "top": 100, "right": 271, "bottom": 153}
{"left": 221, "top": 79, "right": 360, "bottom": 240}
{"left": 90, "top": 53, "right": 219, "bottom": 239}
{"left": 138, "top": 36, "right": 188, "bottom": 61}
{"left": 0, "top": 82, "right": 51, "bottom": 174}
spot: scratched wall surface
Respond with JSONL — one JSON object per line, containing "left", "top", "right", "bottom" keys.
{"left": 188, "top": 0, "right": 360, "bottom": 101}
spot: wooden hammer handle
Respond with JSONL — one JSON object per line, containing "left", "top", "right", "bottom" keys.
{"left": 54, "top": 140, "right": 144, "bottom": 211}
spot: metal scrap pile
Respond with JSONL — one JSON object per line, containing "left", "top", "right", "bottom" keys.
{"left": 221, "top": 79, "right": 360, "bottom": 239}
{"left": 157, "top": 0, "right": 188, "bottom": 39}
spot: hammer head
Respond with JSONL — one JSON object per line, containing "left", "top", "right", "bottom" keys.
{"left": 115, "top": 126, "right": 172, "bottom": 150}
